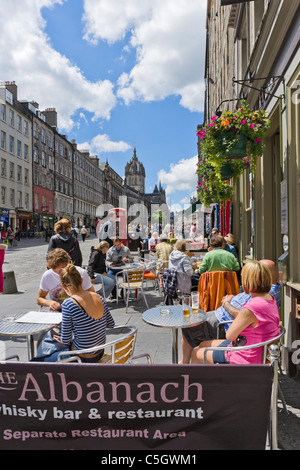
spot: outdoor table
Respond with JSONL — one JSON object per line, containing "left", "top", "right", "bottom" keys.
{"left": 142, "top": 305, "right": 206, "bottom": 364}
{"left": 0, "top": 311, "right": 62, "bottom": 360}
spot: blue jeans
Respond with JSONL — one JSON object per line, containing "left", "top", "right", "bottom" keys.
{"left": 94, "top": 272, "right": 116, "bottom": 297}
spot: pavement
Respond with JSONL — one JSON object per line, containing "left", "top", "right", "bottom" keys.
{"left": 0, "top": 234, "right": 300, "bottom": 450}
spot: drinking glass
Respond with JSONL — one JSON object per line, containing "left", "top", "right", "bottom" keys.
{"left": 182, "top": 295, "right": 190, "bottom": 317}
{"left": 191, "top": 292, "right": 199, "bottom": 314}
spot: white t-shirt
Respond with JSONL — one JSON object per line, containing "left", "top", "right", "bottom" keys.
{"left": 39, "top": 266, "right": 92, "bottom": 304}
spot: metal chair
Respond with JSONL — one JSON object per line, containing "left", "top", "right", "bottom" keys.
{"left": 119, "top": 266, "right": 149, "bottom": 313}
{"left": 57, "top": 325, "right": 152, "bottom": 364}
{"left": 93, "top": 273, "right": 107, "bottom": 302}
{"left": 203, "top": 325, "right": 286, "bottom": 450}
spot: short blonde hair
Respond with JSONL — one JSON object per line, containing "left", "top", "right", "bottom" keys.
{"left": 242, "top": 260, "right": 272, "bottom": 294}
{"left": 54, "top": 218, "right": 71, "bottom": 233}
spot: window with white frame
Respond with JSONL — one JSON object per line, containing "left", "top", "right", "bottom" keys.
{"left": 24, "top": 120, "right": 29, "bottom": 136}
{"left": 34, "top": 147, "right": 39, "bottom": 163}
{"left": 24, "top": 193, "right": 29, "bottom": 210}
{"left": 17, "top": 115, "right": 22, "bottom": 132}
{"left": 24, "top": 144, "right": 29, "bottom": 160}
{"left": 1, "top": 186, "right": 6, "bottom": 205}
{"left": 17, "top": 140, "right": 22, "bottom": 157}
{"left": 34, "top": 122, "right": 39, "bottom": 139}
{"left": 9, "top": 135, "right": 14, "bottom": 154}
{"left": 9, "top": 162, "right": 14, "bottom": 179}
{"left": 34, "top": 193, "right": 39, "bottom": 210}
{"left": 10, "top": 188, "right": 15, "bottom": 206}
{"left": 24, "top": 168, "right": 29, "bottom": 184}
{"left": 1, "top": 159, "right": 6, "bottom": 177}
{"left": 0, "top": 104, "right": 6, "bottom": 121}
{"left": 0, "top": 131, "right": 6, "bottom": 150}
{"left": 17, "top": 191, "right": 22, "bottom": 208}
{"left": 8, "top": 109, "right": 14, "bottom": 127}
{"left": 17, "top": 165, "right": 22, "bottom": 182}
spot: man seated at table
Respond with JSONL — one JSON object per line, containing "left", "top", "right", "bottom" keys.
{"left": 106, "top": 238, "right": 133, "bottom": 273}
{"left": 155, "top": 234, "right": 173, "bottom": 275}
{"left": 180, "top": 259, "right": 281, "bottom": 363}
{"left": 196, "top": 234, "right": 240, "bottom": 275}
{"left": 37, "top": 248, "right": 94, "bottom": 311}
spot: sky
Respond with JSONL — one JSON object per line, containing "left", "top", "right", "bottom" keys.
{"left": 0, "top": 0, "right": 206, "bottom": 211}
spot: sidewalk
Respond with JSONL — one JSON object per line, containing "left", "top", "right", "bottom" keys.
{"left": 0, "top": 235, "right": 300, "bottom": 450}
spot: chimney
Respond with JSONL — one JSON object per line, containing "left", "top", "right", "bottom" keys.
{"left": 5, "top": 81, "right": 18, "bottom": 101}
{"left": 43, "top": 108, "right": 57, "bottom": 128}
{"left": 71, "top": 139, "right": 77, "bottom": 150}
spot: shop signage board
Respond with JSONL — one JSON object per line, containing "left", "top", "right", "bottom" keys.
{"left": 0, "top": 362, "right": 272, "bottom": 450}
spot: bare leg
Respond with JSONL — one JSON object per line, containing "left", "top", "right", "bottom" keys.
{"left": 179, "top": 334, "right": 194, "bottom": 364}
{"left": 191, "top": 340, "right": 225, "bottom": 364}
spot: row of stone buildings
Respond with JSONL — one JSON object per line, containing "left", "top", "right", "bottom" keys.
{"left": 201, "top": 0, "right": 299, "bottom": 374}
{"left": 0, "top": 81, "right": 166, "bottom": 233}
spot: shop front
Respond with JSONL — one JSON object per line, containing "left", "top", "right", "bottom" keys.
{"left": 0, "top": 208, "right": 9, "bottom": 235}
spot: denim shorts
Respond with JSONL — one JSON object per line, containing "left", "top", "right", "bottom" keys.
{"left": 212, "top": 340, "right": 231, "bottom": 364}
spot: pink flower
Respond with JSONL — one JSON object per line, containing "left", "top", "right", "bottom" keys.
{"left": 255, "top": 138, "right": 261, "bottom": 143}
{"left": 240, "top": 120, "right": 246, "bottom": 124}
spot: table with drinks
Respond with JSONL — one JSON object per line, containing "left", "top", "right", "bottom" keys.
{"left": 142, "top": 292, "right": 206, "bottom": 363}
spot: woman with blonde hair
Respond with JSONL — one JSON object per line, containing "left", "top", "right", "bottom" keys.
{"left": 47, "top": 218, "right": 82, "bottom": 267}
{"left": 191, "top": 260, "right": 280, "bottom": 365}
{"left": 87, "top": 240, "right": 116, "bottom": 298}
{"left": 168, "top": 239, "right": 193, "bottom": 294}
{"left": 35, "top": 263, "right": 115, "bottom": 362}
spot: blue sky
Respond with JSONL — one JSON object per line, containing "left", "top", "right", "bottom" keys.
{"left": 0, "top": 0, "right": 206, "bottom": 209}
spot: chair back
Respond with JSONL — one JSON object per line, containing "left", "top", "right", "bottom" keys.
{"left": 198, "top": 270, "right": 240, "bottom": 312}
{"left": 100, "top": 325, "right": 138, "bottom": 364}
{"left": 125, "top": 268, "right": 145, "bottom": 286}
{"left": 57, "top": 325, "right": 138, "bottom": 364}
{"left": 203, "top": 325, "right": 285, "bottom": 364}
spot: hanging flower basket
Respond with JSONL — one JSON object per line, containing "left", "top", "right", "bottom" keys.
{"left": 197, "top": 101, "right": 270, "bottom": 171}
{"left": 196, "top": 157, "right": 236, "bottom": 207}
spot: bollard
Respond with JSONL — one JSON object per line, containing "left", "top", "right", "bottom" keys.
{"left": 3, "top": 271, "right": 18, "bottom": 294}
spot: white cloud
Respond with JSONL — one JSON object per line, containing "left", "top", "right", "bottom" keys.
{"left": 0, "top": 0, "right": 116, "bottom": 132}
{"left": 157, "top": 155, "right": 198, "bottom": 195}
{"left": 78, "top": 134, "right": 131, "bottom": 154}
{"left": 83, "top": 0, "right": 206, "bottom": 112}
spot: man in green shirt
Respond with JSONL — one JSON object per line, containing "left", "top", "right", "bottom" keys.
{"left": 198, "top": 235, "right": 240, "bottom": 275}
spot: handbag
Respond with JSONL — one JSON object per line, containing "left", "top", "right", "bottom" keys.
{"left": 36, "top": 329, "right": 68, "bottom": 358}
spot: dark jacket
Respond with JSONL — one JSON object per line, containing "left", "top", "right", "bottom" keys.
{"left": 87, "top": 246, "right": 107, "bottom": 278}
{"left": 47, "top": 232, "right": 82, "bottom": 267}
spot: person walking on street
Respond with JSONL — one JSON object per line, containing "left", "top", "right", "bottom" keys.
{"left": 80, "top": 225, "right": 89, "bottom": 242}
{"left": 47, "top": 218, "right": 83, "bottom": 267}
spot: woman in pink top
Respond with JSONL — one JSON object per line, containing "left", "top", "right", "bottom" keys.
{"left": 191, "top": 260, "right": 280, "bottom": 365}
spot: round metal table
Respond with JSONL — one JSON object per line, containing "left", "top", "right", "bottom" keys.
{"left": 0, "top": 311, "right": 61, "bottom": 360}
{"left": 142, "top": 305, "right": 206, "bottom": 363}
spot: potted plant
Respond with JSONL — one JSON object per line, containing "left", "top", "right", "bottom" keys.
{"left": 197, "top": 101, "right": 270, "bottom": 172}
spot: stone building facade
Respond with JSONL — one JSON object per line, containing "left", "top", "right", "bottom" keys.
{"left": 0, "top": 82, "right": 32, "bottom": 232}
{"left": 204, "top": 0, "right": 300, "bottom": 374}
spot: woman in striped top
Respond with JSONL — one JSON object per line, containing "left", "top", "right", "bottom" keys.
{"left": 42, "top": 263, "right": 115, "bottom": 363}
